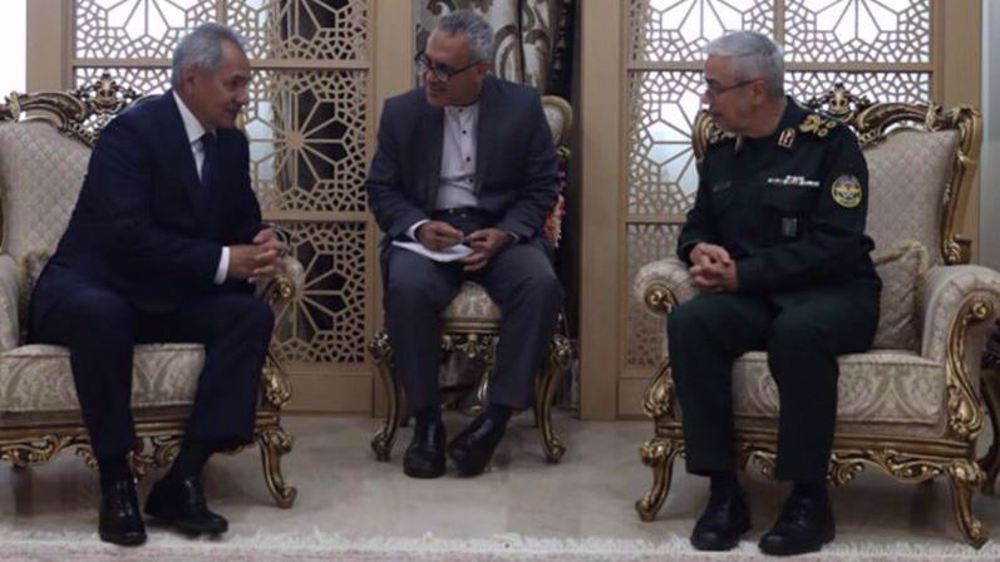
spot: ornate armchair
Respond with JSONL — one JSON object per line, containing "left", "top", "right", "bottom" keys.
{"left": 632, "top": 85, "right": 1000, "bottom": 547}
{"left": 0, "top": 75, "right": 304, "bottom": 508}
{"left": 369, "top": 94, "right": 574, "bottom": 464}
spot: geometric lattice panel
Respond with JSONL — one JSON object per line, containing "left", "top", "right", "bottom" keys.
{"left": 271, "top": 222, "right": 367, "bottom": 364}
{"left": 628, "top": 71, "right": 702, "bottom": 216}
{"left": 75, "top": 0, "right": 214, "bottom": 59}
{"left": 628, "top": 0, "right": 773, "bottom": 62}
{"left": 785, "top": 0, "right": 930, "bottom": 63}
{"left": 787, "top": 72, "right": 931, "bottom": 106}
{"left": 244, "top": 70, "right": 369, "bottom": 213}
{"left": 626, "top": 224, "right": 680, "bottom": 368}
{"left": 229, "top": 0, "right": 368, "bottom": 61}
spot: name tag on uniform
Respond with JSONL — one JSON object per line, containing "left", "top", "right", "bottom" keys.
{"left": 767, "top": 175, "right": 820, "bottom": 188}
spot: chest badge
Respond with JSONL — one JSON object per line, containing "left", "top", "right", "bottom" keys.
{"left": 777, "top": 128, "right": 796, "bottom": 149}
{"left": 831, "top": 175, "right": 863, "bottom": 208}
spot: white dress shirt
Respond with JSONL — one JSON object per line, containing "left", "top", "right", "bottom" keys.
{"left": 406, "top": 103, "right": 480, "bottom": 241}
{"left": 173, "top": 92, "right": 230, "bottom": 284}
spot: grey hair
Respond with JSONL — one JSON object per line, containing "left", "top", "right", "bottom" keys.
{"left": 704, "top": 31, "right": 785, "bottom": 98}
{"left": 436, "top": 10, "right": 494, "bottom": 64}
{"left": 170, "top": 23, "right": 247, "bottom": 90}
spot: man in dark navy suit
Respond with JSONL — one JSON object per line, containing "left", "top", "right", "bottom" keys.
{"left": 366, "top": 10, "right": 562, "bottom": 480}
{"left": 30, "top": 23, "right": 284, "bottom": 546}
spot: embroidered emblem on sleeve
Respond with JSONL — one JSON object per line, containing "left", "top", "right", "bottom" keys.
{"left": 831, "top": 175, "right": 863, "bottom": 208}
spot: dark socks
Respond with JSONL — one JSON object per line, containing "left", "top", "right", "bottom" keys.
{"left": 708, "top": 470, "right": 740, "bottom": 496}
{"left": 165, "top": 439, "right": 216, "bottom": 482}
{"left": 793, "top": 480, "right": 829, "bottom": 503}
{"left": 485, "top": 403, "right": 512, "bottom": 427}
{"left": 98, "top": 455, "right": 132, "bottom": 492}
{"left": 414, "top": 405, "right": 442, "bottom": 427}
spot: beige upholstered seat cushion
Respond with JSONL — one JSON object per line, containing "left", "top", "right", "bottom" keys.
{"left": 0, "top": 344, "right": 204, "bottom": 413}
{"left": 864, "top": 129, "right": 959, "bottom": 266}
{"left": 872, "top": 241, "right": 929, "bottom": 351}
{"left": 731, "top": 350, "right": 946, "bottom": 438}
{"left": 442, "top": 281, "right": 501, "bottom": 323}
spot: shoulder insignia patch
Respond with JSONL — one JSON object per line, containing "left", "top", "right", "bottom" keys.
{"left": 777, "top": 127, "right": 796, "bottom": 149}
{"left": 831, "top": 175, "right": 863, "bottom": 208}
{"left": 799, "top": 113, "right": 838, "bottom": 138}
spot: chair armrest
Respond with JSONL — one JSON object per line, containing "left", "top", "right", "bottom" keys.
{"left": 257, "top": 255, "right": 305, "bottom": 308}
{"left": 256, "top": 255, "right": 304, "bottom": 411}
{"left": 918, "top": 264, "right": 1000, "bottom": 441}
{"left": 0, "top": 254, "right": 19, "bottom": 351}
{"left": 632, "top": 257, "right": 698, "bottom": 316}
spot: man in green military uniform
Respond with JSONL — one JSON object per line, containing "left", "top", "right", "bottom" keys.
{"left": 668, "top": 31, "right": 881, "bottom": 555}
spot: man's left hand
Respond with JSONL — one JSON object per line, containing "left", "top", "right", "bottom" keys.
{"left": 690, "top": 259, "right": 739, "bottom": 292}
{"left": 462, "top": 228, "right": 514, "bottom": 272}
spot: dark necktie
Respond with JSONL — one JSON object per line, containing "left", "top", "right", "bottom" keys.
{"left": 200, "top": 132, "right": 218, "bottom": 188}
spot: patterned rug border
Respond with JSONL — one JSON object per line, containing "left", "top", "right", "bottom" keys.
{"left": 0, "top": 529, "right": 998, "bottom": 561}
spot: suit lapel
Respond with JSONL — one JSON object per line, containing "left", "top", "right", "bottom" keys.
{"left": 160, "top": 92, "right": 213, "bottom": 233}
{"left": 421, "top": 104, "right": 444, "bottom": 209}
{"left": 474, "top": 75, "right": 499, "bottom": 193}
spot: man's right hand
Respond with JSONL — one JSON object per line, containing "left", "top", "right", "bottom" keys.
{"left": 689, "top": 242, "right": 733, "bottom": 292}
{"left": 229, "top": 234, "right": 287, "bottom": 282}
{"left": 416, "top": 221, "right": 464, "bottom": 251}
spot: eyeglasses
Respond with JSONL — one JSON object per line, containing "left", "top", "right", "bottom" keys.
{"left": 703, "top": 78, "right": 761, "bottom": 99}
{"left": 414, "top": 51, "right": 481, "bottom": 81}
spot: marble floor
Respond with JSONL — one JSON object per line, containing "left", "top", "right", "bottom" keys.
{"left": 1, "top": 412, "right": 999, "bottom": 560}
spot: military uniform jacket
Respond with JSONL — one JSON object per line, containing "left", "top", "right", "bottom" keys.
{"left": 677, "top": 97, "right": 880, "bottom": 298}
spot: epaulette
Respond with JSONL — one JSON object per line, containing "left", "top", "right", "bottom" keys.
{"left": 798, "top": 112, "right": 839, "bottom": 138}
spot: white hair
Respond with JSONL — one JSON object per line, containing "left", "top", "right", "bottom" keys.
{"left": 704, "top": 31, "right": 784, "bottom": 98}
{"left": 170, "top": 23, "right": 247, "bottom": 90}
{"left": 436, "top": 10, "right": 494, "bottom": 64}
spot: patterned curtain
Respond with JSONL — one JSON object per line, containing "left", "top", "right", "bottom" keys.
{"left": 416, "top": 0, "right": 575, "bottom": 96}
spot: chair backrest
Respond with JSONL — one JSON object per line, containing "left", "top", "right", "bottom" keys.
{"left": 0, "top": 74, "right": 144, "bottom": 266}
{"left": 692, "top": 84, "right": 982, "bottom": 267}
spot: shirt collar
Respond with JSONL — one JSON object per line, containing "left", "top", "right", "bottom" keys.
{"left": 172, "top": 91, "right": 209, "bottom": 145}
{"left": 444, "top": 102, "right": 479, "bottom": 118}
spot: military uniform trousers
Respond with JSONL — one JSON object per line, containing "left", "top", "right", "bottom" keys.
{"left": 667, "top": 280, "right": 879, "bottom": 481}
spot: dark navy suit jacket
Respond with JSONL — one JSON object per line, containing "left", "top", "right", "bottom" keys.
{"left": 31, "top": 91, "right": 263, "bottom": 325}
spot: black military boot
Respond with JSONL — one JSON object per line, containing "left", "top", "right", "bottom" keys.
{"left": 690, "top": 472, "right": 750, "bottom": 551}
{"left": 759, "top": 483, "right": 835, "bottom": 556}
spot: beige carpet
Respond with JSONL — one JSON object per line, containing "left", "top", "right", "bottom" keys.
{"left": 0, "top": 415, "right": 998, "bottom": 561}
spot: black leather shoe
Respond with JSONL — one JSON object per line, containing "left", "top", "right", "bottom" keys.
{"left": 99, "top": 479, "right": 147, "bottom": 546}
{"left": 145, "top": 476, "right": 228, "bottom": 535}
{"left": 690, "top": 487, "right": 750, "bottom": 551}
{"left": 447, "top": 413, "right": 506, "bottom": 477}
{"left": 758, "top": 493, "right": 835, "bottom": 556}
{"left": 403, "top": 419, "right": 446, "bottom": 478}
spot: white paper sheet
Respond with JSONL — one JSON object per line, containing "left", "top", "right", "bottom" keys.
{"left": 391, "top": 241, "right": 474, "bottom": 263}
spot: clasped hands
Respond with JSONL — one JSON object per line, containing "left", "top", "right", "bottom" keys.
{"left": 689, "top": 242, "right": 738, "bottom": 292}
{"left": 229, "top": 228, "right": 288, "bottom": 283}
{"left": 417, "top": 221, "right": 513, "bottom": 272}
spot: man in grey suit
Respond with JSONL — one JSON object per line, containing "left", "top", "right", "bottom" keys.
{"left": 366, "top": 10, "right": 562, "bottom": 479}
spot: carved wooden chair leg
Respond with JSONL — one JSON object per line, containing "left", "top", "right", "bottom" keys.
{"left": 979, "top": 372, "right": 1000, "bottom": 493}
{"left": 371, "top": 362, "right": 400, "bottom": 462}
{"left": 947, "top": 460, "right": 988, "bottom": 548}
{"left": 636, "top": 436, "right": 683, "bottom": 521}
{"left": 256, "top": 425, "right": 297, "bottom": 508}
{"left": 537, "top": 334, "right": 572, "bottom": 463}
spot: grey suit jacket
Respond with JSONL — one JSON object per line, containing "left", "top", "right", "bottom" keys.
{"left": 365, "top": 75, "right": 559, "bottom": 246}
